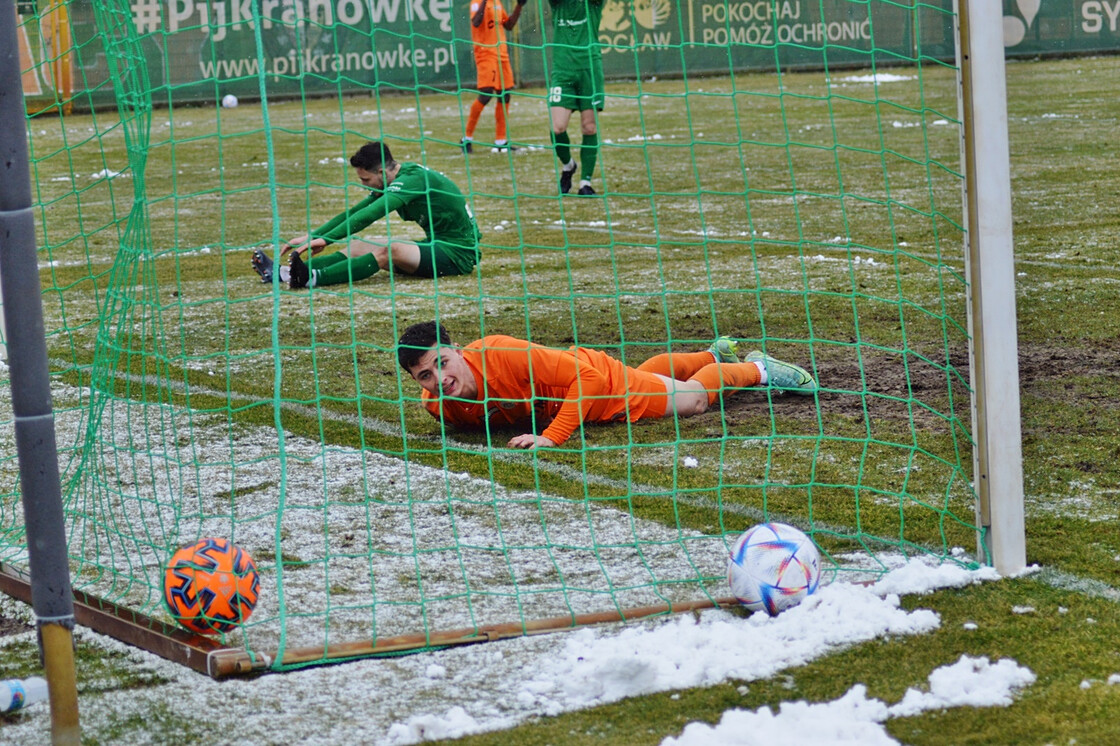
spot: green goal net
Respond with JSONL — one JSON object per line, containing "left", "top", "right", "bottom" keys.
{"left": 2, "top": 0, "right": 980, "bottom": 673}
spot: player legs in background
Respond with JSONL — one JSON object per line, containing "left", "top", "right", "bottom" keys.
{"left": 286, "top": 238, "right": 476, "bottom": 289}
{"left": 463, "top": 89, "right": 517, "bottom": 153}
{"left": 464, "top": 0, "right": 524, "bottom": 152}
{"left": 549, "top": 79, "right": 604, "bottom": 195}
{"left": 546, "top": 0, "right": 605, "bottom": 194}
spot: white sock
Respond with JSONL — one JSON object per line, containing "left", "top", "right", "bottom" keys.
{"left": 753, "top": 361, "right": 768, "bottom": 384}
{"left": 308, "top": 271, "right": 318, "bottom": 289}
{"left": 279, "top": 266, "right": 291, "bottom": 283}
{"left": 580, "top": 179, "right": 591, "bottom": 188}
{"left": 563, "top": 160, "right": 577, "bottom": 172}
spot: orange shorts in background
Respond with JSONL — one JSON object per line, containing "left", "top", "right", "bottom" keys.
{"left": 475, "top": 57, "right": 515, "bottom": 92}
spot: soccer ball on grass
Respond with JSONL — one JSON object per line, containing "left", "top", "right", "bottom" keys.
{"left": 163, "top": 537, "right": 260, "bottom": 634}
{"left": 727, "top": 522, "right": 820, "bottom": 616}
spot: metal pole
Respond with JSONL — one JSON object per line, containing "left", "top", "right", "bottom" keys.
{"left": 0, "top": 1, "right": 80, "bottom": 741}
{"left": 957, "top": 0, "right": 1027, "bottom": 575}
{"left": 0, "top": 259, "right": 7, "bottom": 362}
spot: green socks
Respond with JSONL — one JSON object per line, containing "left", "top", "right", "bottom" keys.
{"left": 580, "top": 133, "right": 599, "bottom": 181}
{"left": 552, "top": 131, "right": 571, "bottom": 166}
{"left": 552, "top": 131, "right": 599, "bottom": 181}
{"left": 307, "top": 251, "right": 348, "bottom": 269}
{"left": 309, "top": 252, "right": 380, "bottom": 287}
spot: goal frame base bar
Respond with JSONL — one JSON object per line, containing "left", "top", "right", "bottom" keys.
{"left": 0, "top": 562, "right": 263, "bottom": 678}
{"left": 0, "top": 563, "right": 737, "bottom": 678}
{"left": 272, "top": 596, "right": 740, "bottom": 671}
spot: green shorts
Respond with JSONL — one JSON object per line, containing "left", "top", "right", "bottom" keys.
{"left": 548, "top": 63, "right": 605, "bottom": 112}
{"left": 413, "top": 239, "right": 479, "bottom": 278}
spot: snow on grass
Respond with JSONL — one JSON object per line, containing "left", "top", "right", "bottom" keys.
{"left": 2, "top": 383, "right": 730, "bottom": 657}
{"left": 834, "top": 73, "right": 916, "bottom": 85}
{"left": 0, "top": 374, "right": 1010, "bottom": 745}
{"left": 664, "top": 655, "right": 1035, "bottom": 746}
{"left": 0, "top": 559, "right": 1012, "bottom": 746}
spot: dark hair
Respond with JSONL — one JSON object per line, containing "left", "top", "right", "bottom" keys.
{"left": 397, "top": 321, "right": 451, "bottom": 370}
{"left": 350, "top": 141, "right": 395, "bottom": 171}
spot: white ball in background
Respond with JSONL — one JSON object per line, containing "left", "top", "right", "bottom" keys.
{"left": 221, "top": 94, "right": 239, "bottom": 109}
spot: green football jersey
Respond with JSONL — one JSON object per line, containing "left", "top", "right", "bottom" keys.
{"left": 314, "top": 162, "right": 480, "bottom": 247}
{"left": 548, "top": 0, "right": 604, "bottom": 70}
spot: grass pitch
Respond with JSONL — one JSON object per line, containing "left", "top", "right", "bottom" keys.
{"left": 3, "top": 55, "right": 1120, "bottom": 744}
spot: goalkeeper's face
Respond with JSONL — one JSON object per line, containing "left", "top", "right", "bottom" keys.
{"left": 406, "top": 345, "right": 478, "bottom": 400}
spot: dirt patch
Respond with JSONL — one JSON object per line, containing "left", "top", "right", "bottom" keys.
{"left": 1017, "top": 341, "right": 1120, "bottom": 408}
{"left": 720, "top": 345, "right": 973, "bottom": 433}
{"left": 723, "top": 340, "right": 1118, "bottom": 434}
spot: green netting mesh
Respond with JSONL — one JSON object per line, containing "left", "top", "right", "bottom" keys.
{"left": 3, "top": 0, "right": 979, "bottom": 671}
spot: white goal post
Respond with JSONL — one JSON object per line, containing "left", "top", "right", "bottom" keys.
{"left": 958, "top": 0, "right": 1028, "bottom": 575}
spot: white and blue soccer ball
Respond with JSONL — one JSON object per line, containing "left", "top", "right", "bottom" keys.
{"left": 221, "top": 94, "right": 239, "bottom": 109}
{"left": 728, "top": 522, "right": 821, "bottom": 616}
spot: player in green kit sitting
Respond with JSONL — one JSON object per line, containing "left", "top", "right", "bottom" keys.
{"left": 251, "top": 141, "right": 482, "bottom": 289}
{"left": 547, "top": 0, "right": 605, "bottom": 196}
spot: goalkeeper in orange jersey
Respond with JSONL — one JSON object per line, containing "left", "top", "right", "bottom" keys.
{"left": 396, "top": 321, "right": 817, "bottom": 449}
{"left": 461, "top": 0, "right": 526, "bottom": 153}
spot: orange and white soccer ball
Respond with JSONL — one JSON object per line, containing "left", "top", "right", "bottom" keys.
{"left": 163, "top": 538, "right": 260, "bottom": 634}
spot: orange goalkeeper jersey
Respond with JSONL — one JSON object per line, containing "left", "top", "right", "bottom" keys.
{"left": 470, "top": 0, "right": 511, "bottom": 62}
{"left": 421, "top": 335, "right": 668, "bottom": 444}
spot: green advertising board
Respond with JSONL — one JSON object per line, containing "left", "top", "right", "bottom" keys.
{"left": 35, "top": 0, "right": 961, "bottom": 108}
{"left": 1003, "top": 0, "right": 1120, "bottom": 55}
{"left": 520, "top": 0, "right": 957, "bottom": 83}
{"left": 18, "top": 0, "right": 1120, "bottom": 110}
